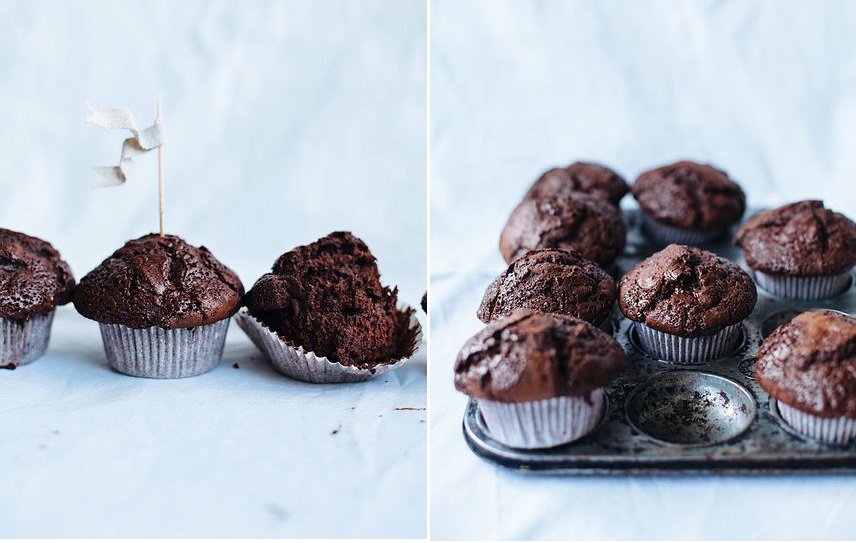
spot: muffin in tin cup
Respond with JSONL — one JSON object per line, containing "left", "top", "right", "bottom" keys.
{"left": 454, "top": 309, "right": 626, "bottom": 449}
{"left": 756, "top": 310, "right": 856, "bottom": 444}
{"left": 632, "top": 160, "right": 746, "bottom": 246}
{"left": 619, "top": 244, "right": 757, "bottom": 364}
{"left": 734, "top": 200, "right": 856, "bottom": 300}
{"left": 73, "top": 234, "right": 244, "bottom": 378}
{"left": 0, "top": 229, "right": 75, "bottom": 368}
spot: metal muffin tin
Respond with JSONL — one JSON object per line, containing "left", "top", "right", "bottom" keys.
{"left": 463, "top": 209, "right": 856, "bottom": 474}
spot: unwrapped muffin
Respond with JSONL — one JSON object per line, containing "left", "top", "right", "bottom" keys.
{"left": 0, "top": 229, "right": 74, "bottom": 368}
{"left": 632, "top": 161, "right": 746, "bottom": 245}
{"left": 477, "top": 249, "right": 615, "bottom": 325}
{"left": 525, "top": 162, "right": 629, "bottom": 205}
{"left": 734, "top": 200, "right": 856, "bottom": 300}
{"left": 756, "top": 310, "right": 856, "bottom": 444}
{"left": 240, "top": 231, "right": 420, "bottom": 383}
{"left": 74, "top": 234, "right": 243, "bottom": 378}
{"left": 619, "top": 244, "right": 756, "bottom": 363}
{"left": 455, "top": 309, "right": 626, "bottom": 449}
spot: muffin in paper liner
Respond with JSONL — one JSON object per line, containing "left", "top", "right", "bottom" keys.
{"left": 478, "top": 390, "right": 605, "bottom": 449}
{"left": 235, "top": 305, "right": 422, "bottom": 384}
{"left": 754, "top": 270, "right": 852, "bottom": 300}
{"left": 641, "top": 214, "right": 723, "bottom": 246}
{"left": 635, "top": 322, "right": 742, "bottom": 364}
{"left": 777, "top": 400, "right": 856, "bottom": 445}
{"left": 99, "top": 317, "right": 230, "bottom": 379}
{"left": 0, "top": 311, "right": 55, "bottom": 368}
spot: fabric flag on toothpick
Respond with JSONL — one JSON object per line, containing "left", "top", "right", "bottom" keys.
{"left": 85, "top": 102, "right": 166, "bottom": 187}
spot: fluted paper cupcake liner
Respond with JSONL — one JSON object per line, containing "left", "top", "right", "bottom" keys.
{"left": 99, "top": 318, "right": 230, "bottom": 378}
{"left": 0, "top": 311, "right": 54, "bottom": 368}
{"left": 636, "top": 322, "right": 741, "bottom": 364}
{"left": 235, "top": 305, "right": 422, "bottom": 384}
{"left": 755, "top": 270, "right": 852, "bottom": 300}
{"left": 642, "top": 214, "right": 723, "bottom": 246}
{"left": 777, "top": 401, "right": 856, "bottom": 445}
{"left": 478, "top": 391, "right": 605, "bottom": 449}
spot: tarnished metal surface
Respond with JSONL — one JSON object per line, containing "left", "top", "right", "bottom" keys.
{"left": 463, "top": 210, "right": 856, "bottom": 474}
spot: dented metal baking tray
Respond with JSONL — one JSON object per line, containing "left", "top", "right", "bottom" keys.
{"left": 462, "top": 210, "right": 856, "bottom": 474}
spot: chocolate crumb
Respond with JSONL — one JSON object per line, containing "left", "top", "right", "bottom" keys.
{"left": 330, "top": 422, "right": 342, "bottom": 436}
{"left": 394, "top": 407, "right": 426, "bottom": 411}
{"left": 232, "top": 363, "right": 240, "bottom": 369}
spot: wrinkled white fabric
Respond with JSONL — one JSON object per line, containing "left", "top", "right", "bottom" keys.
{"left": 85, "top": 103, "right": 165, "bottom": 187}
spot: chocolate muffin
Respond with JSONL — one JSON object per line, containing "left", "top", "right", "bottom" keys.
{"left": 454, "top": 309, "right": 626, "bottom": 448}
{"left": 74, "top": 234, "right": 243, "bottom": 378}
{"left": 525, "top": 162, "right": 629, "bottom": 205}
{"left": 244, "top": 231, "right": 417, "bottom": 370}
{"left": 477, "top": 249, "right": 615, "bottom": 325}
{"left": 0, "top": 228, "right": 75, "bottom": 367}
{"left": 499, "top": 191, "right": 626, "bottom": 267}
{"left": 734, "top": 201, "right": 856, "bottom": 299}
{"left": 756, "top": 310, "right": 856, "bottom": 443}
{"left": 632, "top": 161, "right": 746, "bottom": 245}
{"left": 619, "top": 244, "right": 756, "bottom": 363}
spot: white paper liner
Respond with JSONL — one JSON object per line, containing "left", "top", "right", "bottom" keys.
{"left": 99, "top": 318, "right": 230, "bottom": 378}
{"left": 642, "top": 214, "right": 723, "bottom": 246}
{"left": 0, "top": 311, "right": 54, "bottom": 368}
{"left": 235, "top": 305, "right": 422, "bottom": 384}
{"left": 636, "top": 322, "right": 742, "bottom": 364}
{"left": 778, "top": 401, "right": 856, "bottom": 445}
{"left": 478, "top": 391, "right": 605, "bottom": 449}
{"left": 754, "top": 270, "right": 852, "bottom": 300}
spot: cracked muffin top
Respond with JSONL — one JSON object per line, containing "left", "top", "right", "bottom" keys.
{"left": 734, "top": 200, "right": 856, "bottom": 276}
{"left": 73, "top": 234, "right": 244, "bottom": 329}
{"left": 618, "top": 244, "right": 756, "bottom": 337}
{"left": 477, "top": 249, "right": 615, "bottom": 325}
{"left": 525, "top": 162, "right": 629, "bottom": 205}
{"left": 499, "top": 191, "right": 627, "bottom": 267}
{"left": 244, "top": 231, "right": 416, "bottom": 367}
{"left": 0, "top": 228, "right": 75, "bottom": 320}
{"left": 632, "top": 160, "right": 746, "bottom": 231}
{"left": 756, "top": 310, "right": 856, "bottom": 418}
{"left": 454, "top": 309, "right": 626, "bottom": 403}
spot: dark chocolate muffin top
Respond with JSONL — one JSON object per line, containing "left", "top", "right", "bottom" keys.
{"left": 244, "top": 231, "right": 415, "bottom": 367}
{"left": 499, "top": 191, "right": 627, "bottom": 267}
{"left": 733, "top": 200, "right": 856, "bottom": 276}
{"left": 756, "top": 310, "right": 856, "bottom": 418}
{"left": 73, "top": 234, "right": 243, "bottom": 329}
{"left": 478, "top": 249, "right": 616, "bottom": 325}
{"left": 632, "top": 161, "right": 746, "bottom": 231}
{"left": 0, "top": 228, "right": 75, "bottom": 320}
{"left": 454, "top": 309, "right": 626, "bottom": 403}
{"left": 619, "top": 244, "right": 756, "bottom": 337}
{"left": 525, "top": 162, "right": 629, "bottom": 205}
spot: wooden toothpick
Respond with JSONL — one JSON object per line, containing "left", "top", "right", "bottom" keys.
{"left": 157, "top": 96, "right": 165, "bottom": 237}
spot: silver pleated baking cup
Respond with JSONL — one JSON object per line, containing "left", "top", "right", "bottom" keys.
{"left": 754, "top": 270, "right": 852, "bottom": 300}
{"left": 99, "top": 318, "right": 230, "bottom": 378}
{"left": 642, "top": 214, "right": 723, "bottom": 246}
{"left": 478, "top": 391, "right": 605, "bottom": 449}
{"left": 234, "top": 305, "right": 422, "bottom": 384}
{"left": 635, "top": 322, "right": 741, "bottom": 364}
{"left": 0, "top": 311, "right": 54, "bottom": 368}
{"left": 778, "top": 401, "right": 856, "bottom": 445}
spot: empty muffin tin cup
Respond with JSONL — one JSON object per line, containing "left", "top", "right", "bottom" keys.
{"left": 0, "top": 311, "right": 55, "bottom": 368}
{"left": 775, "top": 400, "right": 856, "bottom": 445}
{"left": 99, "top": 318, "right": 230, "bottom": 378}
{"left": 641, "top": 215, "right": 723, "bottom": 246}
{"left": 634, "top": 322, "right": 742, "bottom": 364}
{"left": 479, "top": 390, "right": 605, "bottom": 450}
{"left": 754, "top": 270, "right": 852, "bottom": 300}
{"left": 235, "top": 304, "right": 422, "bottom": 384}
{"left": 626, "top": 371, "right": 756, "bottom": 446}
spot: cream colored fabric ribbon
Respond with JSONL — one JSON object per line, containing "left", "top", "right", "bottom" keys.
{"left": 85, "top": 102, "right": 165, "bottom": 187}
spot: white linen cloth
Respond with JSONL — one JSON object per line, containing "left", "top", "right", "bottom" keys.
{"left": 0, "top": 0, "right": 426, "bottom": 538}
{"left": 430, "top": 0, "right": 856, "bottom": 539}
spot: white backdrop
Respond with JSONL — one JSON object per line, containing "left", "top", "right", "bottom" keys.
{"left": 430, "top": 0, "right": 856, "bottom": 540}
{"left": 0, "top": 0, "right": 426, "bottom": 538}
